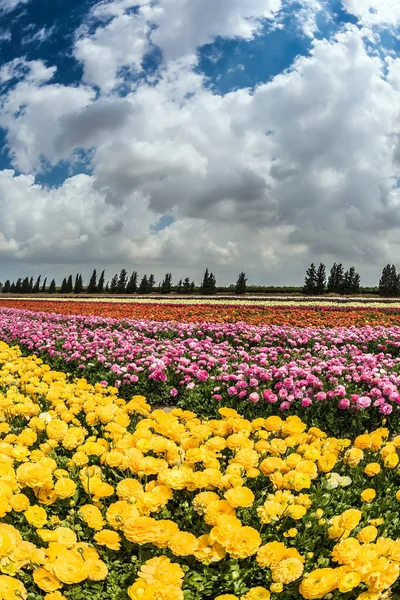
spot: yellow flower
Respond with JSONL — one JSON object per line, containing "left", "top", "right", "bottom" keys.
{"left": 360, "top": 488, "right": 376, "bottom": 503}
{"left": 94, "top": 529, "right": 121, "bottom": 551}
{"left": 364, "top": 463, "right": 381, "bottom": 477}
{"left": 299, "top": 568, "right": 338, "bottom": 599}
{"left": 139, "top": 556, "right": 184, "bottom": 587}
{"left": 152, "top": 520, "right": 179, "bottom": 549}
{"left": 127, "top": 581, "right": 157, "bottom": 600}
{"left": 384, "top": 453, "right": 399, "bottom": 469}
{"left": 272, "top": 558, "right": 304, "bottom": 584}
{"left": 9, "top": 493, "right": 30, "bottom": 512}
{"left": 358, "top": 526, "right": 378, "bottom": 543}
{"left": 287, "top": 505, "right": 307, "bottom": 520}
{"left": 44, "top": 593, "right": 67, "bottom": 600}
{"left": 228, "top": 527, "right": 261, "bottom": 559}
{"left": 284, "top": 528, "right": 298, "bottom": 538}
{"left": 33, "top": 567, "right": 62, "bottom": 592}
{"left": 241, "top": 588, "right": 270, "bottom": 600}
{"left": 78, "top": 504, "right": 105, "bottom": 530}
{"left": 363, "top": 557, "right": 399, "bottom": 592}
{"left": 256, "top": 542, "right": 287, "bottom": 568}
{"left": 168, "top": 532, "right": 198, "bottom": 556}
{"left": 344, "top": 448, "right": 364, "bottom": 468}
{"left": 123, "top": 516, "right": 157, "bottom": 545}
{"left": 24, "top": 505, "right": 48, "bottom": 528}
{"left": 204, "top": 500, "right": 236, "bottom": 526}
{"left": 338, "top": 509, "right": 362, "bottom": 531}
{"left": 224, "top": 487, "right": 254, "bottom": 508}
{"left": 332, "top": 538, "right": 360, "bottom": 564}
{"left": 317, "top": 453, "right": 336, "bottom": 473}
{"left": 52, "top": 551, "right": 89, "bottom": 584}
{"left": 54, "top": 478, "right": 77, "bottom": 499}
{"left": 86, "top": 559, "right": 108, "bottom": 581}
{"left": 0, "top": 575, "right": 27, "bottom": 599}
{"left": 338, "top": 571, "right": 361, "bottom": 593}
{"left": 269, "top": 583, "right": 283, "bottom": 593}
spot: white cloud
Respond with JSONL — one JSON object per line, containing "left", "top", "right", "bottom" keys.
{"left": 0, "top": 0, "right": 29, "bottom": 12}
{"left": 74, "top": 0, "right": 283, "bottom": 92}
{"left": 1, "top": 8, "right": 400, "bottom": 284}
{"left": 0, "top": 60, "right": 95, "bottom": 172}
{"left": 342, "top": 0, "right": 400, "bottom": 27}
{"left": 74, "top": 12, "right": 149, "bottom": 92}
{"left": 147, "top": 0, "right": 283, "bottom": 61}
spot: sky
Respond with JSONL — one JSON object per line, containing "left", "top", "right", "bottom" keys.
{"left": 0, "top": 0, "right": 400, "bottom": 286}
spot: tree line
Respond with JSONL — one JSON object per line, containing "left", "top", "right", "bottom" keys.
{"left": 303, "top": 263, "right": 361, "bottom": 295}
{"left": 2, "top": 264, "right": 400, "bottom": 296}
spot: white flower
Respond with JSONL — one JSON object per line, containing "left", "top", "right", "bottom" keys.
{"left": 38, "top": 412, "right": 52, "bottom": 424}
{"left": 338, "top": 476, "right": 352, "bottom": 487}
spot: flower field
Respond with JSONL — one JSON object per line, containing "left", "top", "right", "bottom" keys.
{"left": 1, "top": 298, "right": 400, "bottom": 326}
{"left": 0, "top": 303, "right": 400, "bottom": 599}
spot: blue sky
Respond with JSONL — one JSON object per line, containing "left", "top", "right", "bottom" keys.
{"left": 0, "top": 0, "right": 399, "bottom": 285}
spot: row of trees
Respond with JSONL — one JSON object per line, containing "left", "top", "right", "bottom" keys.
{"left": 5, "top": 265, "right": 400, "bottom": 296}
{"left": 1, "top": 269, "right": 223, "bottom": 295}
{"left": 303, "top": 263, "right": 361, "bottom": 295}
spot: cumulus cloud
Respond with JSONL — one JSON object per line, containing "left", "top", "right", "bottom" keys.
{"left": 342, "top": 0, "right": 400, "bottom": 27}
{"left": 74, "top": 0, "right": 283, "bottom": 92}
{"left": 0, "top": 2, "right": 399, "bottom": 284}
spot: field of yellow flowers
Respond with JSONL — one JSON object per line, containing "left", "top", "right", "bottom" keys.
{"left": 0, "top": 340, "right": 399, "bottom": 600}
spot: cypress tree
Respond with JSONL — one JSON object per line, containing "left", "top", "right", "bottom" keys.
{"left": 87, "top": 270, "right": 97, "bottom": 294}
{"left": 97, "top": 270, "right": 105, "bottom": 294}
{"left": 15, "top": 278, "right": 23, "bottom": 293}
{"left": 105, "top": 282, "right": 110, "bottom": 293}
{"left": 351, "top": 270, "right": 361, "bottom": 294}
{"left": 126, "top": 271, "right": 138, "bottom": 294}
{"left": 66, "top": 275, "right": 73, "bottom": 293}
{"left": 208, "top": 272, "right": 216, "bottom": 294}
{"left": 33, "top": 275, "right": 41, "bottom": 294}
{"left": 379, "top": 265, "right": 399, "bottom": 297}
{"left": 74, "top": 274, "right": 83, "bottom": 293}
{"left": 200, "top": 269, "right": 210, "bottom": 294}
{"left": 190, "top": 281, "right": 195, "bottom": 293}
{"left": 109, "top": 274, "right": 118, "bottom": 294}
{"left": 21, "top": 277, "right": 29, "bottom": 294}
{"left": 235, "top": 272, "right": 247, "bottom": 295}
{"left": 148, "top": 274, "right": 156, "bottom": 292}
{"left": 49, "top": 279, "right": 56, "bottom": 294}
{"left": 177, "top": 279, "right": 183, "bottom": 293}
{"left": 182, "top": 277, "right": 191, "bottom": 293}
{"left": 10, "top": 281, "right": 16, "bottom": 293}
{"left": 303, "top": 263, "right": 317, "bottom": 295}
{"left": 315, "top": 264, "right": 326, "bottom": 295}
{"left": 41, "top": 278, "right": 47, "bottom": 293}
{"left": 60, "top": 278, "right": 67, "bottom": 293}
{"left": 117, "top": 269, "right": 128, "bottom": 294}
{"left": 2, "top": 280, "right": 10, "bottom": 293}
{"left": 28, "top": 276, "right": 34, "bottom": 293}
{"left": 161, "top": 273, "right": 172, "bottom": 294}
{"left": 138, "top": 275, "right": 148, "bottom": 294}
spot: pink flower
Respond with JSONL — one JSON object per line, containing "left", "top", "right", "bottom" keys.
{"left": 380, "top": 403, "right": 393, "bottom": 415}
{"left": 170, "top": 388, "right": 178, "bottom": 397}
{"left": 357, "top": 396, "right": 371, "bottom": 409}
{"left": 212, "top": 394, "right": 222, "bottom": 401}
{"left": 315, "top": 392, "right": 326, "bottom": 401}
{"left": 301, "top": 398, "right": 312, "bottom": 407}
{"left": 248, "top": 392, "right": 259, "bottom": 403}
{"left": 338, "top": 398, "right": 350, "bottom": 410}
{"left": 280, "top": 401, "right": 290, "bottom": 411}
